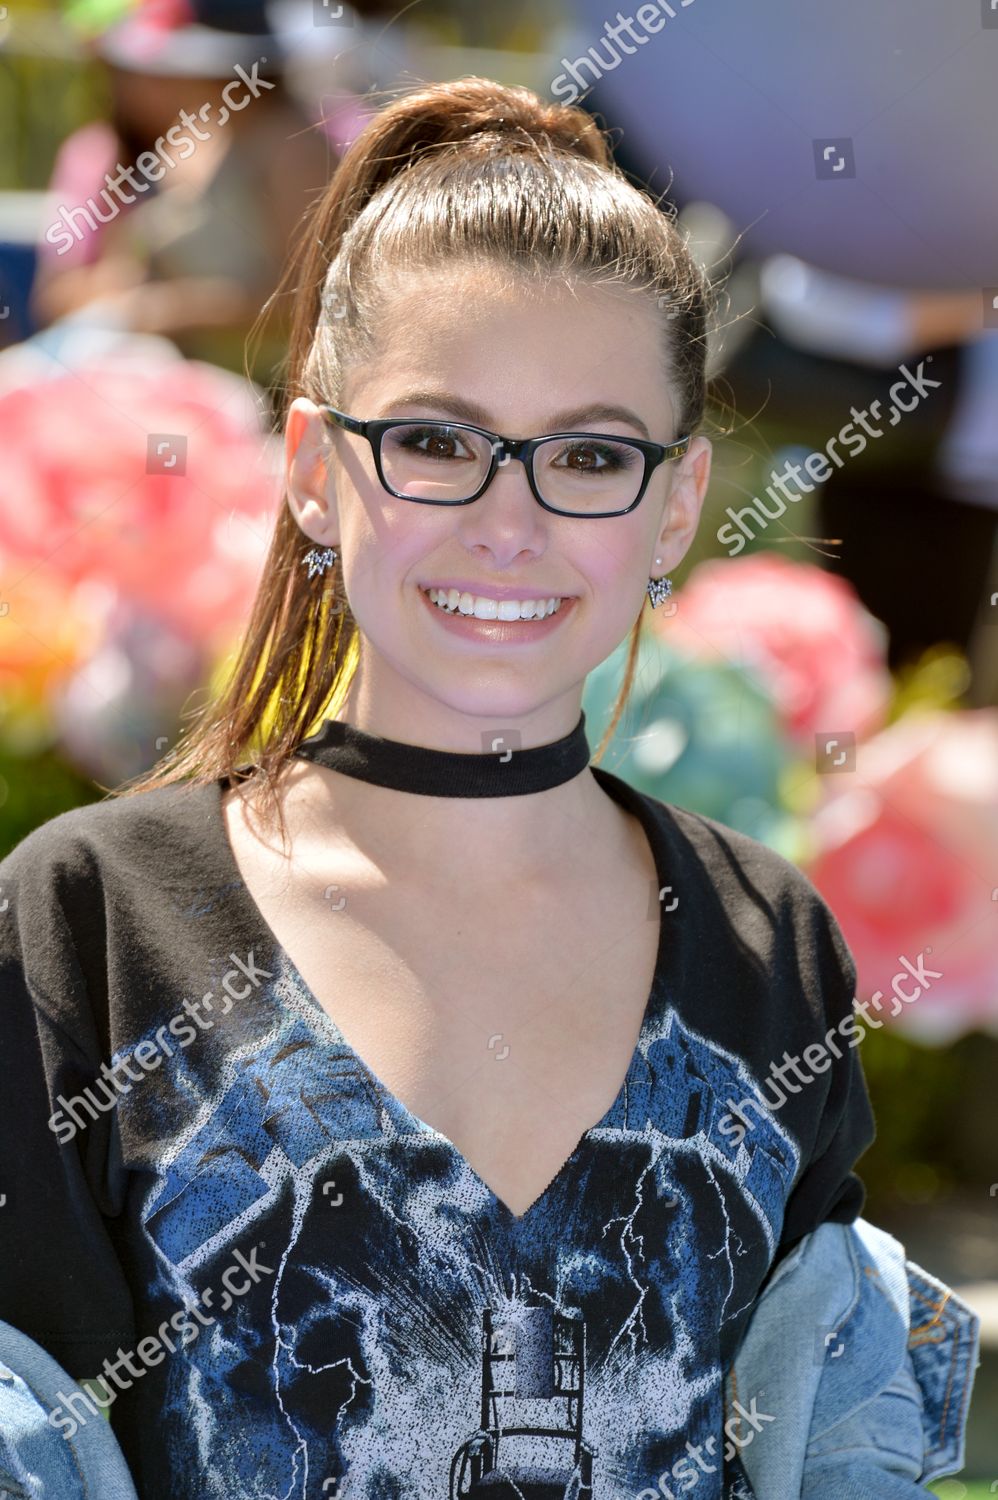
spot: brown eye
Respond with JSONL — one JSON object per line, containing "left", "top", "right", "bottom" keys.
{"left": 385, "top": 424, "right": 476, "bottom": 463}
{"left": 549, "top": 439, "right": 640, "bottom": 474}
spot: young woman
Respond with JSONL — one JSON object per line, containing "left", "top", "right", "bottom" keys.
{"left": 0, "top": 77, "right": 978, "bottom": 1500}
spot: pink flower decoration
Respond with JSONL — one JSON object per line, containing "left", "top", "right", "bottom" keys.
{"left": 0, "top": 338, "right": 281, "bottom": 657}
{"left": 660, "top": 553, "right": 892, "bottom": 748}
{"left": 807, "top": 709, "right": 998, "bottom": 1042}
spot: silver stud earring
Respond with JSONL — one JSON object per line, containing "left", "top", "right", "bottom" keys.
{"left": 302, "top": 546, "right": 338, "bottom": 579}
{"left": 647, "top": 557, "right": 672, "bottom": 608}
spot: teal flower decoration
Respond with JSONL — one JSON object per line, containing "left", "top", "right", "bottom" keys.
{"left": 583, "top": 630, "right": 803, "bottom": 857}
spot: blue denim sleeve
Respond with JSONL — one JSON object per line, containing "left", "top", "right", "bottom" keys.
{"left": 800, "top": 1354, "right": 931, "bottom": 1498}
{"left": 728, "top": 1216, "right": 982, "bottom": 1498}
{"left": 0, "top": 1318, "right": 138, "bottom": 1499}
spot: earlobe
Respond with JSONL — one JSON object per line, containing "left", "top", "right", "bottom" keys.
{"left": 285, "top": 397, "right": 339, "bottom": 545}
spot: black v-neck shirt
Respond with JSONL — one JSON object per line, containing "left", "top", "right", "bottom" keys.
{"left": 0, "top": 766, "right": 875, "bottom": 1499}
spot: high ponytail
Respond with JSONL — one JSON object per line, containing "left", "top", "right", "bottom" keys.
{"left": 290, "top": 78, "right": 618, "bottom": 443}
{"left": 113, "top": 76, "right": 715, "bottom": 839}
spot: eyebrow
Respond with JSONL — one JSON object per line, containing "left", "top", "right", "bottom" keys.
{"left": 374, "top": 389, "right": 653, "bottom": 441}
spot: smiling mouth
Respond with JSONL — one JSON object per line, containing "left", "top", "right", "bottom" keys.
{"left": 421, "top": 586, "right": 567, "bottom": 620}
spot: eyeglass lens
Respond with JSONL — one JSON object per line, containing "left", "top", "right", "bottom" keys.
{"left": 379, "top": 422, "right": 646, "bottom": 514}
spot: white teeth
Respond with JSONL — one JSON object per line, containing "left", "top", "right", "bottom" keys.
{"left": 425, "top": 588, "right": 564, "bottom": 620}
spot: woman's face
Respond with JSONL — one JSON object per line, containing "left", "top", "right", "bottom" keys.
{"left": 286, "top": 263, "right": 712, "bottom": 727}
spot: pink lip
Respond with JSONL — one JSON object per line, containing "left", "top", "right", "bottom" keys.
{"left": 419, "top": 581, "right": 571, "bottom": 601}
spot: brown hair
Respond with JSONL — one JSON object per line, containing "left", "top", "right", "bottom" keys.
{"left": 112, "top": 76, "right": 716, "bottom": 838}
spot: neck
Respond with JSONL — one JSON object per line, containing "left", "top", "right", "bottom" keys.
{"left": 334, "top": 680, "right": 585, "bottom": 759}
{"left": 291, "top": 757, "right": 609, "bottom": 886}
{"left": 283, "top": 681, "right": 612, "bottom": 880}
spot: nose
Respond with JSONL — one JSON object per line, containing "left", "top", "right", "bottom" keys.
{"left": 457, "top": 451, "right": 546, "bottom": 559}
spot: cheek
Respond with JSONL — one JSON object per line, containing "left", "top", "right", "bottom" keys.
{"left": 580, "top": 522, "right": 660, "bottom": 643}
{"left": 577, "top": 515, "right": 656, "bottom": 599}
{"left": 336, "top": 505, "right": 436, "bottom": 618}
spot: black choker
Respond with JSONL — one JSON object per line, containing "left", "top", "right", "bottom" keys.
{"left": 292, "top": 711, "right": 592, "bottom": 797}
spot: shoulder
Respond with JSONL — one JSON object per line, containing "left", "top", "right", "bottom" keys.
{"left": 593, "top": 766, "right": 857, "bottom": 1019}
{"left": 0, "top": 779, "right": 221, "bottom": 915}
{"left": 0, "top": 780, "right": 226, "bottom": 1034}
{"left": 596, "top": 762, "right": 834, "bottom": 912}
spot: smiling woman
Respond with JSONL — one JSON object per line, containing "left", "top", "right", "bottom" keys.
{"left": 109, "top": 70, "right": 714, "bottom": 813}
{"left": 0, "top": 73, "right": 977, "bottom": 1500}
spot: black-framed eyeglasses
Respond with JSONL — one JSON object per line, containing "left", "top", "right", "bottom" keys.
{"left": 319, "top": 405, "right": 691, "bottom": 519}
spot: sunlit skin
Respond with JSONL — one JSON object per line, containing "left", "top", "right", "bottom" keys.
{"left": 283, "top": 262, "right": 712, "bottom": 880}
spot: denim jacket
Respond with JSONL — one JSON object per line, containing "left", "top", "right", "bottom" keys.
{"left": 0, "top": 1215, "right": 981, "bottom": 1499}
{"left": 726, "top": 1214, "right": 982, "bottom": 1498}
{"left": 0, "top": 1318, "right": 137, "bottom": 1500}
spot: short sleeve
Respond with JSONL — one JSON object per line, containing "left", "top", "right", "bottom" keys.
{"left": 0, "top": 821, "right": 136, "bottom": 1378}
{"left": 35, "top": 121, "right": 121, "bottom": 270}
{"left": 775, "top": 895, "right": 877, "bottom": 1260}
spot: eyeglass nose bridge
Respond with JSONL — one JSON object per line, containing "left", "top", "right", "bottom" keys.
{"left": 491, "top": 435, "right": 535, "bottom": 471}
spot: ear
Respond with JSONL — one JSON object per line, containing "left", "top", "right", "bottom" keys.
{"left": 285, "top": 397, "right": 339, "bottom": 546}
{"left": 654, "top": 435, "right": 713, "bottom": 573}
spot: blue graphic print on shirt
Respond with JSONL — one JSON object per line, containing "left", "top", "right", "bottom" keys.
{"left": 132, "top": 958, "right": 795, "bottom": 1499}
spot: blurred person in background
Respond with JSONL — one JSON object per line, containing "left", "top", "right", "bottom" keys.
{"left": 30, "top": 0, "right": 335, "bottom": 392}
{"left": 565, "top": 0, "right": 998, "bottom": 705}
{"left": 592, "top": 106, "right": 997, "bottom": 699}
{"left": 736, "top": 263, "right": 998, "bottom": 699}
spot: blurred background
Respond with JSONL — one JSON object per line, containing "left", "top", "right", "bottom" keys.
{"left": 0, "top": 0, "right": 995, "bottom": 1489}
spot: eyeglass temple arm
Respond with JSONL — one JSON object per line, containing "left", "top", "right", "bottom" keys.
{"left": 320, "top": 406, "right": 366, "bottom": 435}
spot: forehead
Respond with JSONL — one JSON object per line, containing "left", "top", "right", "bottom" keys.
{"left": 342, "top": 262, "right": 672, "bottom": 426}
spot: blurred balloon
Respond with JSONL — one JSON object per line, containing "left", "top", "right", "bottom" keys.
{"left": 0, "top": 330, "right": 281, "bottom": 784}
{"left": 52, "top": 598, "right": 207, "bottom": 787}
{"left": 808, "top": 708, "right": 998, "bottom": 1042}
{"left": 658, "top": 553, "right": 893, "bottom": 752}
{"left": 584, "top": 627, "right": 803, "bottom": 856}
{"left": 565, "top": 0, "right": 995, "bottom": 288}
{"left": 0, "top": 332, "right": 280, "bottom": 656}
{"left": 0, "top": 570, "right": 103, "bottom": 744}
